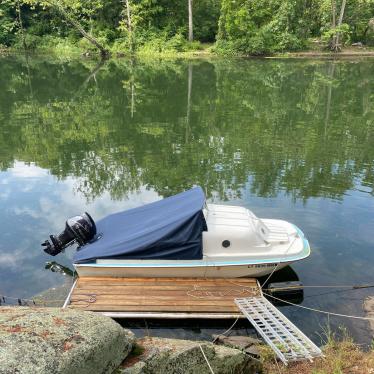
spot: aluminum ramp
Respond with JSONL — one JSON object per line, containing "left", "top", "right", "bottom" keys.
{"left": 235, "top": 296, "right": 322, "bottom": 365}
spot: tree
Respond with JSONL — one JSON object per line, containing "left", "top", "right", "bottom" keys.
{"left": 331, "top": 0, "right": 347, "bottom": 51}
{"left": 363, "top": 17, "right": 374, "bottom": 40}
{"left": 188, "top": 0, "right": 193, "bottom": 41}
{"left": 23, "top": 0, "right": 110, "bottom": 57}
{"left": 216, "top": 0, "right": 308, "bottom": 55}
{"left": 124, "top": 0, "right": 133, "bottom": 52}
{"left": 47, "top": 0, "right": 110, "bottom": 57}
{"left": 15, "top": 0, "right": 27, "bottom": 50}
{"left": 330, "top": 0, "right": 337, "bottom": 49}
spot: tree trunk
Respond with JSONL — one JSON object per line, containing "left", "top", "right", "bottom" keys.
{"left": 331, "top": 0, "right": 336, "bottom": 28}
{"left": 332, "top": 0, "right": 347, "bottom": 52}
{"left": 337, "top": 0, "right": 347, "bottom": 26}
{"left": 363, "top": 18, "right": 374, "bottom": 39}
{"left": 335, "top": 0, "right": 347, "bottom": 48}
{"left": 16, "top": 0, "right": 27, "bottom": 51}
{"left": 125, "top": 0, "right": 134, "bottom": 52}
{"left": 330, "top": 0, "right": 337, "bottom": 49}
{"left": 188, "top": 0, "right": 193, "bottom": 42}
{"left": 47, "top": 0, "right": 110, "bottom": 58}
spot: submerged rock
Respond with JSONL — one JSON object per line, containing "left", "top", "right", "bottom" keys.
{"left": 212, "top": 335, "right": 262, "bottom": 358}
{"left": 31, "top": 281, "right": 73, "bottom": 307}
{"left": 119, "top": 337, "right": 261, "bottom": 374}
{"left": 364, "top": 296, "right": 374, "bottom": 334}
{"left": 0, "top": 307, "right": 135, "bottom": 374}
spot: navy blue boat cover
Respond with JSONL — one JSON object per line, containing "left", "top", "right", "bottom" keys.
{"left": 74, "top": 187, "right": 207, "bottom": 263}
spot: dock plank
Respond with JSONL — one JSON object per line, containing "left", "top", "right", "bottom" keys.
{"left": 67, "top": 277, "right": 261, "bottom": 318}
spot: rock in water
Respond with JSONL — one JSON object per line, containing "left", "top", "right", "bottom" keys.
{"left": 364, "top": 296, "right": 374, "bottom": 334}
{"left": 0, "top": 307, "right": 135, "bottom": 374}
{"left": 211, "top": 335, "right": 262, "bottom": 358}
{"left": 119, "top": 337, "right": 261, "bottom": 374}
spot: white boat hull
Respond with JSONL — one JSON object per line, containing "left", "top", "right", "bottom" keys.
{"left": 73, "top": 205, "right": 311, "bottom": 279}
{"left": 75, "top": 260, "right": 293, "bottom": 278}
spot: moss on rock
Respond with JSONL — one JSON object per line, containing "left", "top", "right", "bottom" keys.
{"left": 119, "top": 337, "right": 261, "bottom": 374}
{"left": 0, "top": 307, "right": 135, "bottom": 374}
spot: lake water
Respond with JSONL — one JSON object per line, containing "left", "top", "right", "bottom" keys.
{"left": 0, "top": 56, "right": 373, "bottom": 344}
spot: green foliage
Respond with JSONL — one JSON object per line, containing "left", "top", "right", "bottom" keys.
{"left": 0, "top": 0, "right": 218, "bottom": 54}
{"left": 322, "top": 23, "right": 352, "bottom": 46}
{"left": 12, "top": 33, "right": 41, "bottom": 50}
{"left": 0, "top": 0, "right": 18, "bottom": 46}
{"left": 1, "top": 0, "right": 374, "bottom": 56}
{"left": 217, "top": 0, "right": 374, "bottom": 54}
{"left": 110, "top": 37, "right": 132, "bottom": 54}
{"left": 217, "top": 0, "right": 310, "bottom": 55}
{"left": 12, "top": 33, "right": 81, "bottom": 56}
{"left": 122, "top": 29, "right": 203, "bottom": 55}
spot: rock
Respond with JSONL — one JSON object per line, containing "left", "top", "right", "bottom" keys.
{"left": 118, "top": 337, "right": 261, "bottom": 374}
{"left": 244, "top": 345, "right": 261, "bottom": 358}
{"left": 0, "top": 307, "right": 135, "bottom": 374}
{"left": 363, "top": 296, "right": 374, "bottom": 334}
{"left": 212, "top": 335, "right": 262, "bottom": 350}
{"left": 212, "top": 335, "right": 262, "bottom": 359}
{"left": 352, "top": 42, "right": 363, "bottom": 47}
{"left": 31, "top": 281, "right": 73, "bottom": 307}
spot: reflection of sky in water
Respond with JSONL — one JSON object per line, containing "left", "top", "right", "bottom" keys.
{"left": 1, "top": 162, "right": 373, "bottom": 344}
{"left": 0, "top": 161, "right": 160, "bottom": 299}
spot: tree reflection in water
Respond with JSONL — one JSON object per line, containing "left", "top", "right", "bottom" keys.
{"left": 0, "top": 57, "right": 373, "bottom": 202}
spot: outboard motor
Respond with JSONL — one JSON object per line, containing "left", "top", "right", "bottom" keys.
{"left": 42, "top": 212, "right": 96, "bottom": 256}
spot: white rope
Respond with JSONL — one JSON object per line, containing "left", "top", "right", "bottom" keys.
{"left": 261, "top": 263, "right": 281, "bottom": 289}
{"left": 199, "top": 345, "right": 215, "bottom": 374}
{"left": 261, "top": 236, "right": 298, "bottom": 288}
{"left": 264, "top": 284, "right": 374, "bottom": 290}
{"left": 264, "top": 292, "right": 374, "bottom": 321}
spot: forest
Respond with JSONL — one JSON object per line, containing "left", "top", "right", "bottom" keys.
{"left": 1, "top": 0, "right": 374, "bottom": 56}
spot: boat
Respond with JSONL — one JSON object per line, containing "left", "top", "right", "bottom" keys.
{"left": 41, "top": 187, "right": 310, "bottom": 278}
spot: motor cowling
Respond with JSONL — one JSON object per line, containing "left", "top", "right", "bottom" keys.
{"left": 42, "top": 212, "right": 96, "bottom": 256}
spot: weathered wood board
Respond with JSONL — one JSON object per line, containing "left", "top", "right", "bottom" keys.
{"left": 66, "top": 277, "right": 261, "bottom": 318}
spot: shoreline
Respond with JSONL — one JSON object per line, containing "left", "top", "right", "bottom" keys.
{"left": 271, "top": 49, "right": 374, "bottom": 59}
{"left": 2, "top": 45, "right": 374, "bottom": 60}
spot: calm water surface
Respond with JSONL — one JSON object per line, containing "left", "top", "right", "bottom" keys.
{"left": 0, "top": 56, "right": 373, "bottom": 344}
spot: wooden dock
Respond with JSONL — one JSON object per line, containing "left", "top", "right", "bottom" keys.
{"left": 64, "top": 277, "right": 261, "bottom": 319}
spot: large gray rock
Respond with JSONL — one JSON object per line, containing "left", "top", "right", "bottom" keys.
{"left": 0, "top": 307, "right": 135, "bottom": 374}
{"left": 118, "top": 337, "right": 261, "bottom": 374}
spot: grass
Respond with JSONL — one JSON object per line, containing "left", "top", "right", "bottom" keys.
{"left": 259, "top": 326, "right": 374, "bottom": 374}
{"left": 4, "top": 35, "right": 215, "bottom": 60}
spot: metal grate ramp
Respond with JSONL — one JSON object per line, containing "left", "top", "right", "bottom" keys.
{"left": 235, "top": 297, "right": 322, "bottom": 365}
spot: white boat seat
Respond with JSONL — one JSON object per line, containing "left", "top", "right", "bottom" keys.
{"left": 263, "top": 221, "right": 289, "bottom": 243}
